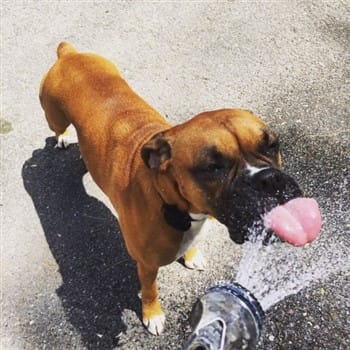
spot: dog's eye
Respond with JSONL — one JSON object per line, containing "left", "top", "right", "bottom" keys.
{"left": 192, "top": 147, "right": 233, "bottom": 180}
{"left": 191, "top": 160, "right": 228, "bottom": 181}
{"left": 268, "top": 140, "right": 279, "bottom": 151}
{"left": 205, "top": 162, "right": 225, "bottom": 172}
{"left": 262, "top": 131, "right": 280, "bottom": 155}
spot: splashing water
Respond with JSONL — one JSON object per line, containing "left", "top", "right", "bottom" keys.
{"left": 233, "top": 222, "right": 349, "bottom": 311}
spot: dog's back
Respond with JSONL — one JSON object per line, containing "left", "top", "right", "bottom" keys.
{"left": 40, "top": 42, "right": 169, "bottom": 191}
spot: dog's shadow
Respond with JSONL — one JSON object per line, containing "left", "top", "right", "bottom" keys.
{"left": 22, "top": 137, "right": 141, "bottom": 349}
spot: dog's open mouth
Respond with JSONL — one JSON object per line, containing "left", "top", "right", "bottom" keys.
{"left": 220, "top": 169, "right": 322, "bottom": 246}
{"left": 264, "top": 197, "right": 322, "bottom": 246}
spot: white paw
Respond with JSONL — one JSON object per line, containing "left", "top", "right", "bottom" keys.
{"left": 184, "top": 250, "right": 206, "bottom": 270}
{"left": 143, "top": 314, "right": 166, "bottom": 335}
{"left": 55, "top": 134, "right": 70, "bottom": 149}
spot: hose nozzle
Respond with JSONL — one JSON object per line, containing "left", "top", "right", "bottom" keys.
{"left": 183, "top": 282, "right": 264, "bottom": 350}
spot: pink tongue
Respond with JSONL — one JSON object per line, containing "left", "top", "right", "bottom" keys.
{"left": 264, "top": 198, "right": 322, "bottom": 246}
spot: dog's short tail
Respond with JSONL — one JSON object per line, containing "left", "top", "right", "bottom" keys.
{"left": 57, "top": 42, "right": 77, "bottom": 58}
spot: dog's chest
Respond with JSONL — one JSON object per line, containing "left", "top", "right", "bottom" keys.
{"left": 176, "top": 218, "right": 206, "bottom": 259}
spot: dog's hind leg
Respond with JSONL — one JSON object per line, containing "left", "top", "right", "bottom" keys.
{"left": 45, "top": 109, "right": 70, "bottom": 149}
{"left": 54, "top": 128, "right": 70, "bottom": 149}
{"left": 40, "top": 73, "right": 71, "bottom": 149}
{"left": 40, "top": 95, "right": 71, "bottom": 149}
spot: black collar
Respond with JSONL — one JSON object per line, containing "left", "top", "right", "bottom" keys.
{"left": 162, "top": 204, "right": 206, "bottom": 231}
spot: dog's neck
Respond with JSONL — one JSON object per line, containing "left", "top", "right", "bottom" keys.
{"left": 162, "top": 203, "right": 206, "bottom": 231}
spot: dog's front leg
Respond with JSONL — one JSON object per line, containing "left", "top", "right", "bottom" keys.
{"left": 137, "top": 263, "right": 165, "bottom": 335}
{"left": 183, "top": 246, "right": 206, "bottom": 270}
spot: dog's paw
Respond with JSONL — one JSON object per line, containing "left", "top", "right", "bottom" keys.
{"left": 55, "top": 134, "right": 70, "bottom": 149}
{"left": 183, "top": 247, "right": 206, "bottom": 270}
{"left": 143, "top": 313, "right": 166, "bottom": 335}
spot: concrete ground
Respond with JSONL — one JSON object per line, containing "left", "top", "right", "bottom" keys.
{"left": 1, "top": 1, "right": 349, "bottom": 349}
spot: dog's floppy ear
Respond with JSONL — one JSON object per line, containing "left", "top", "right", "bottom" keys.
{"left": 141, "top": 133, "right": 171, "bottom": 170}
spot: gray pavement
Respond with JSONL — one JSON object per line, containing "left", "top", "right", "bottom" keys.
{"left": 1, "top": 1, "right": 349, "bottom": 349}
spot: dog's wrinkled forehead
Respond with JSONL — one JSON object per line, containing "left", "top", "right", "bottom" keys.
{"left": 168, "top": 109, "right": 278, "bottom": 167}
{"left": 141, "top": 109, "right": 280, "bottom": 175}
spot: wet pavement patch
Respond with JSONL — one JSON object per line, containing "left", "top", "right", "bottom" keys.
{"left": 0, "top": 117, "right": 13, "bottom": 134}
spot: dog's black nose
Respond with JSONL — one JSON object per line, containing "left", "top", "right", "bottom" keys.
{"left": 251, "top": 168, "right": 286, "bottom": 194}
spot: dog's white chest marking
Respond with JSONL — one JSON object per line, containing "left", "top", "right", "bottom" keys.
{"left": 176, "top": 214, "right": 207, "bottom": 259}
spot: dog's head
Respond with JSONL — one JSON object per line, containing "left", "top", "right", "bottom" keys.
{"left": 142, "top": 109, "right": 318, "bottom": 245}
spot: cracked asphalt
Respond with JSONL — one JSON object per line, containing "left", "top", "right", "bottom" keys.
{"left": 1, "top": 1, "right": 349, "bottom": 349}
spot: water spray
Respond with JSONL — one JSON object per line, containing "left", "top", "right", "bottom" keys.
{"left": 183, "top": 282, "right": 264, "bottom": 350}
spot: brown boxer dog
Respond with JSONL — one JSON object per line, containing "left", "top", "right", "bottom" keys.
{"left": 40, "top": 43, "right": 317, "bottom": 335}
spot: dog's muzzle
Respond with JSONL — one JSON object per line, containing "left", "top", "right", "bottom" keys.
{"left": 250, "top": 168, "right": 302, "bottom": 200}
{"left": 216, "top": 167, "right": 303, "bottom": 244}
